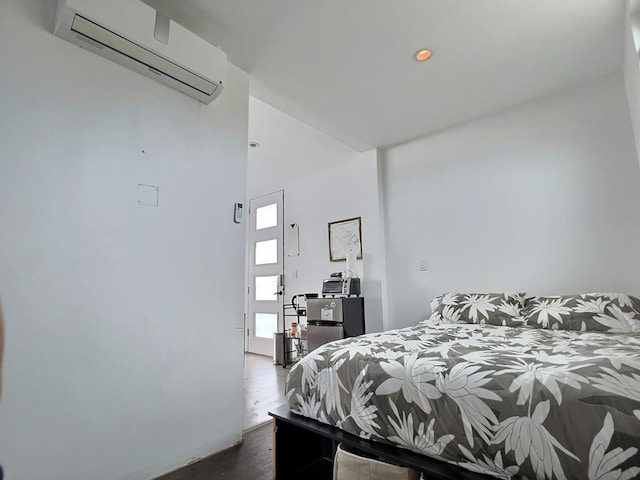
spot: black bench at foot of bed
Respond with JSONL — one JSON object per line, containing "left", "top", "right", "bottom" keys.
{"left": 269, "top": 405, "right": 491, "bottom": 480}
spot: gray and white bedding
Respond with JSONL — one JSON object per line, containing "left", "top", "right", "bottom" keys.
{"left": 285, "top": 293, "right": 640, "bottom": 479}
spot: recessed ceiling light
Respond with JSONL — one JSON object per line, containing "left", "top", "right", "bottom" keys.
{"left": 415, "top": 49, "right": 432, "bottom": 62}
{"left": 249, "top": 141, "right": 260, "bottom": 148}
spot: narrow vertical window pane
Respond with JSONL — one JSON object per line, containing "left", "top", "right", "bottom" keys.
{"left": 255, "top": 276, "right": 278, "bottom": 301}
{"left": 256, "top": 203, "right": 277, "bottom": 230}
{"left": 255, "top": 239, "right": 278, "bottom": 265}
{"left": 255, "top": 313, "right": 278, "bottom": 339}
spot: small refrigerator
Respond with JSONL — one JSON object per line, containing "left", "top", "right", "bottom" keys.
{"left": 306, "top": 297, "right": 365, "bottom": 352}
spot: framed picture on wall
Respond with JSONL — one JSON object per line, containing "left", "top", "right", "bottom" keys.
{"left": 328, "top": 216, "right": 362, "bottom": 262}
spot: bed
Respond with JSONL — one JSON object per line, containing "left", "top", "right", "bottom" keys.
{"left": 285, "top": 292, "right": 640, "bottom": 479}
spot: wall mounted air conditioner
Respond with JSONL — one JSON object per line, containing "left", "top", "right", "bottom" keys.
{"left": 53, "top": 0, "right": 227, "bottom": 104}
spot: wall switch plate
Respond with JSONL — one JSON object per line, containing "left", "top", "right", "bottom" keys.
{"left": 233, "top": 202, "right": 243, "bottom": 223}
{"left": 418, "top": 259, "right": 428, "bottom": 271}
{"left": 137, "top": 184, "right": 159, "bottom": 207}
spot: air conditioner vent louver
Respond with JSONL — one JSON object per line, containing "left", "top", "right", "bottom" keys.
{"left": 75, "top": 33, "right": 104, "bottom": 50}
{"left": 54, "top": 0, "right": 227, "bottom": 104}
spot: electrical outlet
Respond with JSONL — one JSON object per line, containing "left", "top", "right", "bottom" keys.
{"left": 418, "top": 259, "right": 428, "bottom": 271}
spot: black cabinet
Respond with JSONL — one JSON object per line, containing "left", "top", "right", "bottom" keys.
{"left": 341, "top": 297, "right": 365, "bottom": 337}
{"left": 269, "top": 405, "right": 490, "bottom": 480}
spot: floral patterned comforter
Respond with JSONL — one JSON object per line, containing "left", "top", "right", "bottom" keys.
{"left": 285, "top": 322, "right": 640, "bottom": 479}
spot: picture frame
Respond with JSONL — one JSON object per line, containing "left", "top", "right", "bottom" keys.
{"left": 328, "top": 216, "right": 362, "bottom": 262}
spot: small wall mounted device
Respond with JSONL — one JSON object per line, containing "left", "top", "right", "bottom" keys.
{"left": 233, "top": 203, "right": 243, "bottom": 223}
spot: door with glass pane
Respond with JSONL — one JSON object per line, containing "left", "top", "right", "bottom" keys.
{"left": 247, "top": 191, "right": 284, "bottom": 356}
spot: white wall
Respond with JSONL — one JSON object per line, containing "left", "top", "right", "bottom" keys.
{"left": 282, "top": 151, "right": 385, "bottom": 333}
{"left": 247, "top": 99, "right": 386, "bottom": 333}
{"left": 247, "top": 97, "right": 358, "bottom": 195}
{"left": 0, "top": 2, "right": 249, "bottom": 480}
{"left": 382, "top": 74, "right": 640, "bottom": 328}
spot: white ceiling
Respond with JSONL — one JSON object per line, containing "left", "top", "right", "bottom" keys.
{"left": 143, "top": 0, "right": 625, "bottom": 151}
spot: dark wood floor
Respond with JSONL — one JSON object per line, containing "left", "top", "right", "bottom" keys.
{"left": 244, "top": 353, "right": 289, "bottom": 430}
{"left": 154, "top": 422, "right": 273, "bottom": 480}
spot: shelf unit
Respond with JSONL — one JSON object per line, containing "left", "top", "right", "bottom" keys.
{"left": 282, "top": 301, "right": 307, "bottom": 368}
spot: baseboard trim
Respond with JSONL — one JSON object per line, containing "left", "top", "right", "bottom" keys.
{"left": 243, "top": 418, "right": 272, "bottom": 434}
